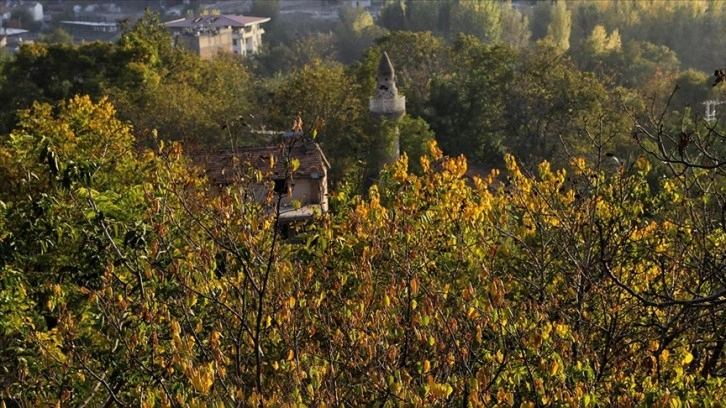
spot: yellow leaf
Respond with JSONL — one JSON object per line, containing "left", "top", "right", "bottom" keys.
{"left": 555, "top": 323, "right": 568, "bottom": 338}
{"left": 549, "top": 360, "right": 560, "bottom": 376}
{"left": 410, "top": 277, "right": 419, "bottom": 296}
{"left": 423, "top": 359, "right": 431, "bottom": 373}
{"left": 288, "top": 296, "right": 296, "bottom": 309}
{"left": 287, "top": 349, "right": 295, "bottom": 361}
{"left": 495, "top": 349, "right": 504, "bottom": 364}
{"left": 681, "top": 351, "right": 693, "bottom": 365}
{"left": 171, "top": 320, "right": 181, "bottom": 335}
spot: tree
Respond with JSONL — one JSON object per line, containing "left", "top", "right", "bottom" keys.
{"left": 499, "top": 0, "right": 531, "bottom": 48}
{"left": 2, "top": 96, "right": 726, "bottom": 405}
{"left": 425, "top": 36, "right": 516, "bottom": 168}
{"left": 398, "top": 115, "right": 435, "bottom": 173}
{"left": 449, "top": 0, "right": 503, "bottom": 44}
{"left": 528, "top": 0, "right": 552, "bottom": 42}
{"left": 261, "top": 60, "right": 369, "bottom": 185}
{"left": 378, "top": 0, "right": 407, "bottom": 32}
{"left": 0, "top": 41, "right": 120, "bottom": 133}
{"left": 253, "top": 32, "right": 338, "bottom": 77}
{"left": 39, "top": 28, "right": 74, "bottom": 45}
{"left": 248, "top": 0, "right": 282, "bottom": 45}
{"left": 334, "top": 6, "right": 388, "bottom": 64}
{"left": 113, "top": 51, "right": 255, "bottom": 146}
{"left": 406, "top": 0, "right": 443, "bottom": 33}
{"left": 502, "top": 42, "right": 632, "bottom": 169}
{"left": 544, "top": 0, "right": 572, "bottom": 53}
{"left": 9, "top": 8, "right": 36, "bottom": 30}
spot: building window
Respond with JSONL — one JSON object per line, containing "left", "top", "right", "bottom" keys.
{"left": 232, "top": 38, "right": 237, "bottom": 46}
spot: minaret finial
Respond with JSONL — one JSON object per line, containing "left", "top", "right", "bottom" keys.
{"left": 375, "top": 51, "right": 398, "bottom": 99}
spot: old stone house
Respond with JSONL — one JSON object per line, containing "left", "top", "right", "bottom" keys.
{"left": 193, "top": 134, "right": 330, "bottom": 222}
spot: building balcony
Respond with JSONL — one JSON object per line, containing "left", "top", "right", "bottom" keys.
{"left": 369, "top": 96, "right": 406, "bottom": 114}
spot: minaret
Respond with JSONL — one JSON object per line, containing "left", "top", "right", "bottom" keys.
{"left": 368, "top": 51, "right": 406, "bottom": 178}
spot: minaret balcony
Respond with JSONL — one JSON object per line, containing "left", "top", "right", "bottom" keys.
{"left": 369, "top": 96, "right": 406, "bottom": 114}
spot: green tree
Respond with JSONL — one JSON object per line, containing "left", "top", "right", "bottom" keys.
{"left": 335, "top": 6, "right": 388, "bottom": 64}
{"left": 378, "top": 0, "right": 407, "bottom": 31}
{"left": 425, "top": 36, "right": 516, "bottom": 167}
{"left": 500, "top": 0, "right": 531, "bottom": 48}
{"left": 9, "top": 8, "right": 37, "bottom": 30}
{"left": 398, "top": 115, "right": 435, "bottom": 173}
{"left": 406, "top": 0, "right": 444, "bottom": 33}
{"left": 0, "top": 41, "right": 120, "bottom": 133}
{"left": 503, "top": 42, "right": 633, "bottom": 168}
{"left": 253, "top": 32, "right": 338, "bottom": 77}
{"left": 248, "top": 0, "right": 282, "bottom": 45}
{"left": 262, "top": 60, "right": 369, "bottom": 185}
{"left": 529, "top": 0, "right": 552, "bottom": 41}
{"left": 544, "top": 0, "right": 572, "bottom": 53}
{"left": 449, "top": 0, "right": 503, "bottom": 43}
{"left": 114, "top": 51, "right": 255, "bottom": 146}
{"left": 39, "top": 28, "right": 74, "bottom": 45}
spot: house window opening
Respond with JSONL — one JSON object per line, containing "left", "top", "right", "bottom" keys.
{"left": 273, "top": 179, "right": 286, "bottom": 195}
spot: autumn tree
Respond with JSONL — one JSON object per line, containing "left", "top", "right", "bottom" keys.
{"left": 260, "top": 60, "right": 370, "bottom": 185}
{"left": 543, "top": 0, "right": 572, "bottom": 53}
{"left": 2, "top": 94, "right": 726, "bottom": 405}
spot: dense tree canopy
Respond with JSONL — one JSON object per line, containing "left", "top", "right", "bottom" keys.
{"left": 2, "top": 3, "right": 726, "bottom": 405}
{"left": 2, "top": 97, "right": 726, "bottom": 405}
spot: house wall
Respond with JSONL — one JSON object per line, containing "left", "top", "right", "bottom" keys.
{"left": 267, "top": 176, "right": 327, "bottom": 213}
{"left": 177, "top": 28, "right": 232, "bottom": 60}
{"left": 29, "top": 3, "right": 43, "bottom": 22}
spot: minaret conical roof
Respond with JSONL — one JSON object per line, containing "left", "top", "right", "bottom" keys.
{"left": 377, "top": 51, "right": 395, "bottom": 78}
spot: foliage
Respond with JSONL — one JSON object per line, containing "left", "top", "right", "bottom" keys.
{"left": 260, "top": 60, "right": 369, "bottom": 186}
{"left": 398, "top": 115, "right": 436, "bottom": 174}
{"left": 448, "top": 0, "right": 503, "bottom": 44}
{"left": 0, "top": 11, "right": 255, "bottom": 145}
{"left": 253, "top": 32, "right": 338, "bottom": 77}
{"left": 0, "top": 41, "right": 119, "bottom": 133}
{"left": 567, "top": 0, "right": 725, "bottom": 73}
{"left": 247, "top": 0, "right": 282, "bottom": 45}
{"left": 38, "top": 29, "right": 74, "bottom": 46}
{"left": 114, "top": 51, "right": 255, "bottom": 146}
{"left": 378, "top": 0, "right": 529, "bottom": 47}
{"left": 543, "top": 0, "right": 572, "bottom": 53}
{"left": 3, "top": 8, "right": 726, "bottom": 406}
{"left": 425, "top": 36, "right": 516, "bottom": 168}
{"left": 335, "top": 6, "right": 388, "bottom": 64}
{"left": 2, "top": 97, "right": 726, "bottom": 405}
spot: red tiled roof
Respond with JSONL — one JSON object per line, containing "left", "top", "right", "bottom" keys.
{"left": 165, "top": 15, "right": 270, "bottom": 29}
{"left": 192, "top": 141, "right": 330, "bottom": 186}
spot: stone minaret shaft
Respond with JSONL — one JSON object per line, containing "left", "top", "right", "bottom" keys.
{"left": 369, "top": 51, "right": 406, "bottom": 172}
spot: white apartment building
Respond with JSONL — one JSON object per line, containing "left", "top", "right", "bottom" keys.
{"left": 165, "top": 15, "right": 270, "bottom": 58}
